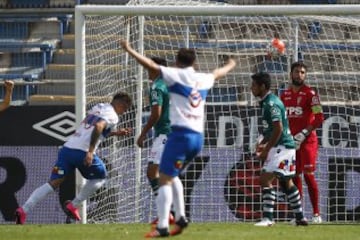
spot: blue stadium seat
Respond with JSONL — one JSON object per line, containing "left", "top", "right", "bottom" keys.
{"left": 0, "top": 22, "right": 28, "bottom": 39}
{"left": 8, "top": 0, "right": 49, "bottom": 8}
{"left": 0, "top": 41, "right": 54, "bottom": 68}
{"left": 49, "top": 0, "right": 80, "bottom": 8}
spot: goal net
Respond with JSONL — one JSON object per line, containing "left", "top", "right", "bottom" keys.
{"left": 75, "top": 1, "right": 360, "bottom": 223}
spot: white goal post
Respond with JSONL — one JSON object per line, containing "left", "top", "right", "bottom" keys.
{"left": 75, "top": 3, "right": 360, "bottom": 224}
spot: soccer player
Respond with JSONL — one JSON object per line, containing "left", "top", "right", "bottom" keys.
{"left": 0, "top": 80, "right": 14, "bottom": 112}
{"left": 15, "top": 92, "right": 132, "bottom": 224}
{"left": 280, "top": 62, "right": 324, "bottom": 223}
{"left": 120, "top": 40, "right": 236, "bottom": 237}
{"left": 251, "top": 72, "right": 308, "bottom": 227}
{"left": 137, "top": 57, "right": 174, "bottom": 225}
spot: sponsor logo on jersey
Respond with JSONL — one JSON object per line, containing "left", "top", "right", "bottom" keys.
{"left": 312, "top": 96, "right": 320, "bottom": 105}
{"left": 297, "top": 96, "right": 302, "bottom": 105}
{"left": 286, "top": 106, "right": 303, "bottom": 116}
{"left": 189, "top": 90, "right": 202, "bottom": 108}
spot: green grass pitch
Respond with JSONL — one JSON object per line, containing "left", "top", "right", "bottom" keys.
{"left": 1, "top": 223, "right": 359, "bottom": 240}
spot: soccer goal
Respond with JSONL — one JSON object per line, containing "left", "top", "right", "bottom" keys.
{"left": 75, "top": 1, "right": 360, "bottom": 224}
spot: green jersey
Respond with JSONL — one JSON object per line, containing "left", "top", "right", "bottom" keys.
{"left": 259, "top": 92, "right": 295, "bottom": 149}
{"left": 150, "top": 77, "right": 171, "bottom": 137}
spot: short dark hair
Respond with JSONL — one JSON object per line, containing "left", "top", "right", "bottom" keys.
{"left": 291, "top": 61, "right": 307, "bottom": 73}
{"left": 251, "top": 72, "right": 271, "bottom": 90}
{"left": 112, "top": 92, "right": 132, "bottom": 108}
{"left": 176, "top": 48, "right": 196, "bottom": 67}
{"left": 151, "top": 56, "right": 167, "bottom": 67}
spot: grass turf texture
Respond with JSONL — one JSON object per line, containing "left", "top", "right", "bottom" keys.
{"left": 1, "top": 223, "right": 359, "bottom": 240}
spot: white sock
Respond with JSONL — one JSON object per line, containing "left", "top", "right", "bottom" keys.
{"left": 22, "top": 183, "right": 54, "bottom": 214}
{"left": 156, "top": 184, "right": 172, "bottom": 229}
{"left": 71, "top": 179, "right": 106, "bottom": 207}
{"left": 172, "top": 177, "right": 185, "bottom": 220}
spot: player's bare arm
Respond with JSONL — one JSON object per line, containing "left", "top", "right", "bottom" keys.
{"left": 257, "top": 121, "right": 282, "bottom": 161}
{"left": 212, "top": 58, "right": 236, "bottom": 80}
{"left": 85, "top": 120, "right": 107, "bottom": 167}
{"left": 0, "top": 80, "right": 14, "bottom": 112}
{"left": 109, "top": 127, "right": 132, "bottom": 137}
{"left": 120, "top": 40, "right": 161, "bottom": 77}
{"left": 137, "top": 105, "right": 162, "bottom": 148}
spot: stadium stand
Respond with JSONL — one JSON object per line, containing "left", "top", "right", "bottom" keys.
{"left": 0, "top": 0, "right": 359, "bottom": 106}
{"left": 0, "top": 1, "right": 74, "bottom": 104}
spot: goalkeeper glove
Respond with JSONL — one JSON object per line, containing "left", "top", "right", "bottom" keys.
{"left": 294, "top": 129, "right": 310, "bottom": 150}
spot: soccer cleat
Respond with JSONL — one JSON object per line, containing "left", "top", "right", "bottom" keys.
{"left": 311, "top": 215, "right": 322, "bottom": 224}
{"left": 64, "top": 201, "right": 81, "bottom": 221}
{"left": 169, "top": 216, "right": 188, "bottom": 236}
{"left": 254, "top": 218, "right": 275, "bottom": 227}
{"left": 295, "top": 218, "right": 309, "bottom": 226}
{"left": 144, "top": 227, "right": 169, "bottom": 238}
{"left": 15, "top": 207, "right": 26, "bottom": 225}
{"left": 150, "top": 212, "right": 175, "bottom": 227}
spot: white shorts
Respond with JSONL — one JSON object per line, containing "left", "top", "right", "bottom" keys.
{"left": 148, "top": 134, "right": 167, "bottom": 165}
{"left": 262, "top": 146, "right": 296, "bottom": 178}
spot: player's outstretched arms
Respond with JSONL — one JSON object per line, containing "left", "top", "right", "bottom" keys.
{"left": 120, "top": 40, "right": 161, "bottom": 77}
{"left": 213, "top": 57, "right": 236, "bottom": 80}
{"left": 0, "top": 80, "right": 14, "bottom": 112}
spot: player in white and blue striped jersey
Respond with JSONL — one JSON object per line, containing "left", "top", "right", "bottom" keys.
{"left": 15, "top": 92, "right": 132, "bottom": 224}
{"left": 121, "top": 40, "right": 236, "bottom": 238}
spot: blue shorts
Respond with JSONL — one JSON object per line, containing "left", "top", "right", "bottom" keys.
{"left": 159, "top": 127, "right": 203, "bottom": 177}
{"left": 50, "top": 146, "right": 107, "bottom": 180}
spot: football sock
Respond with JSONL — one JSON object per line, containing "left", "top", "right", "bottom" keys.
{"left": 304, "top": 173, "right": 320, "bottom": 215}
{"left": 156, "top": 185, "right": 172, "bottom": 229}
{"left": 72, "top": 179, "right": 106, "bottom": 207}
{"left": 149, "top": 178, "right": 160, "bottom": 196}
{"left": 22, "top": 183, "right": 54, "bottom": 213}
{"left": 262, "top": 187, "right": 275, "bottom": 221}
{"left": 172, "top": 177, "right": 185, "bottom": 220}
{"left": 285, "top": 185, "right": 304, "bottom": 220}
{"left": 292, "top": 175, "right": 303, "bottom": 198}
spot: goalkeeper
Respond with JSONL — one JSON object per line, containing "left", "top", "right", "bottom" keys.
{"left": 121, "top": 40, "right": 236, "bottom": 238}
{"left": 280, "top": 61, "right": 324, "bottom": 223}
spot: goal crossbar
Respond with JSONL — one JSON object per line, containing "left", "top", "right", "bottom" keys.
{"left": 76, "top": 5, "right": 360, "bottom": 16}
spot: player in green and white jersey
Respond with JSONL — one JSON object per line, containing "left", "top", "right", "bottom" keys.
{"left": 136, "top": 57, "right": 174, "bottom": 225}
{"left": 250, "top": 72, "right": 308, "bottom": 227}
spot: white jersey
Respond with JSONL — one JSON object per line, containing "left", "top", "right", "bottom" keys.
{"left": 64, "top": 103, "right": 119, "bottom": 152}
{"left": 160, "top": 66, "right": 215, "bottom": 133}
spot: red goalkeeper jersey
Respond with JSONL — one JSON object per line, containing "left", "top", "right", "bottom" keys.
{"left": 280, "top": 85, "right": 324, "bottom": 143}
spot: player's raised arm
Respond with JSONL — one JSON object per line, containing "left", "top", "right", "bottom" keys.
{"left": 120, "top": 40, "right": 161, "bottom": 78}
{"left": 0, "top": 80, "right": 14, "bottom": 112}
{"left": 212, "top": 57, "right": 236, "bottom": 81}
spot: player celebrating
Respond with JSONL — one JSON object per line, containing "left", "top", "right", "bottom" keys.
{"left": 280, "top": 62, "right": 324, "bottom": 223}
{"left": 137, "top": 57, "right": 174, "bottom": 225}
{"left": 0, "top": 80, "right": 14, "bottom": 112}
{"left": 251, "top": 72, "right": 308, "bottom": 227}
{"left": 121, "top": 40, "right": 236, "bottom": 237}
{"left": 15, "top": 92, "right": 132, "bottom": 224}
